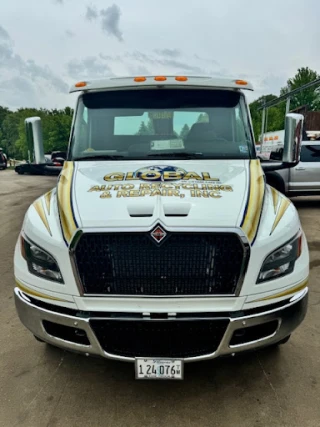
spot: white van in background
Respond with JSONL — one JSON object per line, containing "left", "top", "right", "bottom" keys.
{"left": 260, "top": 130, "right": 285, "bottom": 159}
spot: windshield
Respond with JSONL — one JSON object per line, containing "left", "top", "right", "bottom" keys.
{"left": 70, "top": 89, "right": 254, "bottom": 161}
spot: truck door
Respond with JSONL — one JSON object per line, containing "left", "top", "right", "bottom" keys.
{"left": 289, "top": 144, "right": 320, "bottom": 192}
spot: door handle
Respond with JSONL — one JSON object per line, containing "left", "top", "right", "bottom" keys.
{"left": 295, "top": 167, "right": 305, "bottom": 170}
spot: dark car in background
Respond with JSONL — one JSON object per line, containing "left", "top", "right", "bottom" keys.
{"left": 15, "top": 153, "right": 64, "bottom": 176}
{"left": 0, "top": 150, "right": 7, "bottom": 170}
{"left": 0, "top": 159, "right": 7, "bottom": 170}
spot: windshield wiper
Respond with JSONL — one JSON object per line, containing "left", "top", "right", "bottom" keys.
{"left": 146, "top": 152, "right": 204, "bottom": 159}
{"left": 73, "top": 155, "right": 125, "bottom": 161}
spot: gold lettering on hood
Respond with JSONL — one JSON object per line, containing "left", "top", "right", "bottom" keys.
{"left": 125, "top": 172, "right": 139, "bottom": 180}
{"left": 103, "top": 170, "right": 220, "bottom": 182}
{"left": 163, "top": 171, "right": 184, "bottom": 180}
{"left": 202, "top": 172, "right": 219, "bottom": 181}
{"left": 183, "top": 172, "right": 202, "bottom": 180}
{"left": 104, "top": 173, "right": 124, "bottom": 181}
{"left": 140, "top": 171, "right": 161, "bottom": 180}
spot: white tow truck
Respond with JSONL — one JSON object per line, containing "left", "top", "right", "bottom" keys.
{"left": 14, "top": 76, "right": 309, "bottom": 380}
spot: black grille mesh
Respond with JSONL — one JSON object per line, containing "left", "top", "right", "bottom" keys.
{"left": 74, "top": 231, "right": 245, "bottom": 296}
{"left": 90, "top": 319, "right": 229, "bottom": 358}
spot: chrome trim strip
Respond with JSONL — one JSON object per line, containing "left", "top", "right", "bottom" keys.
{"left": 14, "top": 287, "right": 308, "bottom": 363}
{"left": 69, "top": 229, "right": 84, "bottom": 295}
{"left": 290, "top": 288, "right": 306, "bottom": 303}
{"left": 68, "top": 226, "right": 250, "bottom": 298}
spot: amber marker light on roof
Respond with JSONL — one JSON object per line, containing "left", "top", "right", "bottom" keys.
{"left": 75, "top": 81, "right": 87, "bottom": 88}
{"left": 175, "top": 76, "right": 188, "bottom": 81}
{"left": 134, "top": 77, "right": 146, "bottom": 82}
{"left": 235, "top": 79, "right": 248, "bottom": 86}
{"left": 154, "top": 76, "right": 167, "bottom": 81}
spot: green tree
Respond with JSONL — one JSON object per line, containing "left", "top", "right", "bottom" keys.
{"left": 0, "top": 107, "right": 73, "bottom": 160}
{"left": 46, "top": 112, "right": 73, "bottom": 152}
{"left": 197, "top": 113, "right": 209, "bottom": 123}
{"left": 136, "top": 120, "right": 155, "bottom": 135}
{"left": 180, "top": 123, "right": 190, "bottom": 139}
{"left": 249, "top": 95, "right": 285, "bottom": 142}
{"left": 136, "top": 121, "right": 149, "bottom": 135}
{"left": 146, "top": 119, "right": 154, "bottom": 134}
{"left": 0, "top": 106, "right": 10, "bottom": 129}
{"left": 250, "top": 68, "right": 320, "bottom": 142}
{"left": 0, "top": 107, "right": 13, "bottom": 155}
{"left": 280, "top": 67, "right": 320, "bottom": 111}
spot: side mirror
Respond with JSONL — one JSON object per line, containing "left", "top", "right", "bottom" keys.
{"left": 261, "top": 113, "right": 304, "bottom": 172}
{"left": 25, "top": 117, "right": 45, "bottom": 164}
{"left": 54, "top": 157, "right": 65, "bottom": 165}
{"left": 282, "top": 113, "right": 303, "bottom": 164}
{"left": 51, "top": 151, "right": 67, "bottom": 160}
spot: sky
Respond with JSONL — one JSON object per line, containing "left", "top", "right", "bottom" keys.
{"left": 1, "top": 0, "right": 320, "bottom": 110}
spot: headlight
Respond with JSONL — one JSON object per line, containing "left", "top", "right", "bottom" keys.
{"left": 257, "top": 234, "right": 302, "bottom": 283}
{"left": 21, "top": 236, "right": 64, "bottom": 283}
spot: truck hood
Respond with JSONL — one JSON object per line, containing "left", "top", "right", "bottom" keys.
{"left": 61, "top": 160, "right": 254, "bottom": 232}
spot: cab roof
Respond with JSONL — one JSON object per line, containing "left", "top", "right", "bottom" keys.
{"left": 69, "top": 76, "right": 254, "bottom": 93}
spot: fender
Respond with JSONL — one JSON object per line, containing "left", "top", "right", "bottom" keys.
{"left": 265, "top": 170, "right": 287, "bottom": 195}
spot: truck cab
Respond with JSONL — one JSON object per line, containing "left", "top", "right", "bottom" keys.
{"left": 14, "top": 76, "right": 309, "bottom": 380}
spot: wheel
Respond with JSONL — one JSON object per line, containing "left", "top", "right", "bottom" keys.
{"left": 17, "top": 169, "right": 24, "bottom": 175}
{"left": 269, "top": 335, "right": 291, "bottom": 348}
{"left": 276, "top": 334, "right": 291, "bottom": 345}
{"left": 34, "top": 335, "right": 45, "bottom": 343}
{"left": 261, "top": 335, "right": 291, "bottom": 352}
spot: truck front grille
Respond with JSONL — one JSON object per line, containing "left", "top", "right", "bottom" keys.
{"left": 90, "top": 319, "right": 230, "bottom": 358}
{"left": 73, "top": 230, "right": 247, "bottom": 296}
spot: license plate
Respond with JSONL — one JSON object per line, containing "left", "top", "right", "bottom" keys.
{"left": 135, "top": 358, "right": 184, "bottom": 380}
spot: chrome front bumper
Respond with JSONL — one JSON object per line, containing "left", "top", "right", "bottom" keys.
{"left": 14, "top": 287, "right": 308, "bottom": 362}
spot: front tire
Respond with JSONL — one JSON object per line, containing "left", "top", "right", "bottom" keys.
{"left": 34, "top": 335, "right": 44, "bottom": 343}
{"left": 268, "top": 335, "right": 291, "bottom": 350}
{"left": 276, "top": 334, "right": 291, "bottom": 345}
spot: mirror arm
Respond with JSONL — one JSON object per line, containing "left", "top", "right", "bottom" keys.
{"left": 261, "top": 160, "right": 299, "bottom": 172}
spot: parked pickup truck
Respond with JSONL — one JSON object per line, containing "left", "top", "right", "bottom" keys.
{"left": 265, "top": 141, "right": 320, "bottom": 196}
{"left": 14, "top": 76, "right": 309, "bottom": 380}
